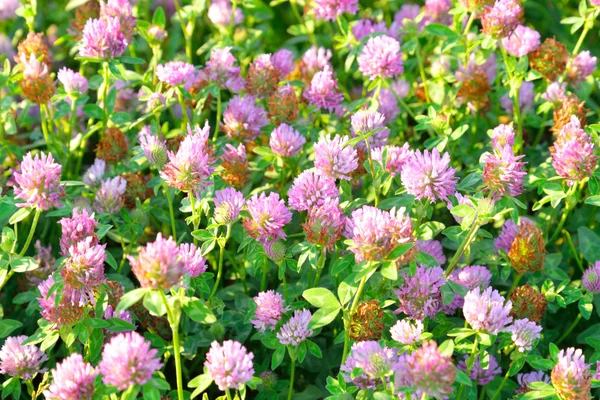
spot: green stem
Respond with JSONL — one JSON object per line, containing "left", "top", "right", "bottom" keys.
{"left": 159, "top": 291, "right": 184, "bottom": 400}
{"left": 165, "top": 186, "right": 177, "bottom": 241}
{"left": 415, "top": 41, "right": 430, "bottom": 103}
{"left": 189, "top": 193, "right": 199, "bottom": 245}
{"left": 225, "top": 389, "right": 233, "bottom": 400}
{"left": 212, "top": 91, "right": 221, "bottom": 142}
{"left": 506, "top": 273, "right": 522, "bottom": 299}
{"left": 556, "top": 313, "right": 582, "bottom": 345}
{"left": 490, "top": 369, "right": 510, "bottom": 400}
{"left": 19, "top": 209, "right": 41, "bottom": 256}
{"left": 549, "top": 190, "right": 576, "bottom": 243}
{"left": 445, "top": 220, "right": 481, "bottom": 277}
{"left": 172, "top": 0, "right": 192, "bottom": 63}
{"left": 209, "top": 224, "right": 231, "bottom": 301}
{"left": 565, "top": 230, "right": 584, "bottom": 273}
{"left": 261, "top": 256, "right": 268, "bottom": 291}
{"left": 342, "top": 276, "right": 368, "bottom": 363}
{"left": 457, "top": 336, "right": 479, "bottom": 400}
{"left": 101, "top": 62, "right": 110, "bottom": 136}
{"left": 39, "top": 104, "right": 53, "bottom": 153}
{"left": 462, "top": 12, "right": 476, "bottom": 64}
{"left": 478, "top": 385, "right": 486, "bottom": 400}
{"left": 499, "top": 46, "right": 523, "bottom": 151}
{"left": 312, "top": 247, "right": 327, "bottom": 287}
{"left": 177, "top": 90, "right": 189, "bottom": 129}
{"left": 287, "top": 357, "right": 296, "bottom": 400}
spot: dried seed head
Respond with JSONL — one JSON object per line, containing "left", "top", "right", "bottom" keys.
{"left": 349, "top": 300, "right": 385, "bottom": 342}
{"left": 508, "top": 222, "right": 546, "bottom": 274}
{"left": 552, "top": 96, "right": 588, "bottom": 133}
{"left": 529, "top": 38, "right": 569, "bottom": 81}
{"left": 96, "top": 128, "right": 129, "bottom": 164}
{"left": 509, "top": 284, "right": 547, "bottom": 322}
{"left": 16, "top": 32, "right": 52, "bottom": 70}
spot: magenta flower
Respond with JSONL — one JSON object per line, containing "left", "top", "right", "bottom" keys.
{"left": 314, "top": 134, "right": 359, "bottom": 180}
{"left": 495, "top": 218, "right": 521, "bottom": 253}
{"left": 358, "top": 35, "right": 403, "bottom": 80}
{"left": 222, "top": 95, "right": 269, "bottom": 141}
{"left": 242, "top": 192, "right": 292, "bottom": 242}
{"left": 271, "top": 49, "right": 294, "bottom": 77}
{"left": 502, "top": 25, "right": 540, "bottom": 57}
{"left": 508, "top": 318, "right": 542, "bottom": 352}
{"left": 208, "top": 0, "right": 244, "bottom": 26}
{"left": 313, "top": 0, "right": 359, "bottom": 21}
{"left": 83, "top": 158, "right": 106, "bottom": 186}
{"left": 303, "top": 66, "right": 344, "bottom": 112}
{"left": 179, "top": 243, "right": 207, "bottom": 277}
{"left": 288, "top": 169, "right": 338, "bottom": 211}
{"left": 491, "top": 124, "right": 516, "bottom": 149}
{"left": 156, "top": 61, "right": 195, "bottom": 86}
{"left": 79, "top": 17, "right": 127, "bottom": 58}
{"left": 205, "top": 340, "right": 254, "bottom": 391}
{"left": 394, "top": 340, "right": 456, "bottom": 399}
{"left": 463, "top": 287, "right": 513, "bottom": 334}
{"left": 371, "top": 144, "right": 413, "bottom": 177}
{"left": 251, "top": 290, "right": 288, "bottom": 332}
{"left": 303, "top": 196, "right": 346, "bottom": 250}
{"left": 458, "top": 354, "right": 501, "bottom": 385}
{"left": 214, "top": 187, "right": 245, "bottom": 225}
{"left": 0, "top": 336, "right": 47, "bottom": 379}
{"left": 352, "top": 19, "right": 388, "bottom": 42}
{"left": 552, "top": 136, "right": 597, "bottom": 186}
{"left": 481, "top": 0, "right": 523, "bottom": 38}
{"left": 390, "top": 319, "right": 423, "bottom": 345}
{"left": 100, "top": 331, "right": 163, "bottom": 390}
{"left": 543, "top": 82, "right": 568, "bottom": 104}
{"left": 127, "top": 233, "right": 185, "bottom": 290}
{"left": 395, "top": 265, "right": 446, "bottom": 319}
{"left": 400, "top": 148, "right": 457, "bottom": 203}
{"left": 483, "top": 144, "right": 527, "bottom": 198}
{"left": 445, "top": 265, "right": 493, "bottom": 314}
{"left": 139, "top": 126, "right": 168, "bottom": 167}
{"left": 58, "top": 208, "right": 98, "bottom": 255}
{"left": 13, "top": 151, "right": 65, "bottom": 210}
{"left": 160, "top": 123, "right": 215, "bottom": 196}
{"left": 583, "top": 261, "right": 600, "bottom": 294}
{"left": 270, "top": 123, "right": 306, "bottom": 157}
{"left": 301, "top": 46, "right": 332, "bottom": 77}
{"left": 350, "top": 109, "right": 390, "bottom": 150}
{"left": 346, "top": 206, "right": 413, "bottom": 264}
{"left": 277, "top": 309, "right": 313, "bottom": 346}
{"left": 37, "top": 276, "right": 84, "bottom": 325}
{"left": 94, "top": 176, "right": 127, "bottom": 214}
{"left": 58, "top": 67, "right": 88, "bottom": 94}
{"left": 198, "top": 47, "right": 245, "bottom": 92}
{"left": 551, "top": 348, "right": 591, "bottom": 399}
{"left": 0, "top": 0, "right": 19, "bottom": 20}
{"left": 569, "top": 51, "right": 597, "bottom": 83}
{"left": 416, "top": 239, "right": 446, "bottom": 265}
{"left": 62, "top": 237, "right": 107, "bottom": 305}
{"left": 341, "top": 341, "right": 394, "bottom": 389}
{"left": 44, "top": 354, "right": 98, "bottom": 400}
{"left": 100, "top": 0, "right": 136, "bottom": 39}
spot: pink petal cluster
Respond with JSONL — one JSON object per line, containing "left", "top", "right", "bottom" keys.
{"left": 13, "top": 151, "right": 65, "bottom": 210}
{"left": 205, "top": 340, "right": 254, "bottom": 391}
{"left": 314, "top": 134, "right": 359, "bottom": 180}
{"left": 288, "top": 169, "right": 338, "bottom": 211}
{"left": 222, "top": 95, "right": 269, "bottom": 141}
{"left": 358, "top": 35, "right": 404, "bottom": 80}
{"left": 400, "top": 148, "right": 458, "bottom": 203}
{"left": 127, "top": 233, "right": 185, "bottom": 290}
{"left": 251, "top": 290, "right": 288, "bottom": 332}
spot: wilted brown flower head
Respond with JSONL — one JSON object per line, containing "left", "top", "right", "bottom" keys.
{"left": 246, "top": 55, "right": 280, "bottom": 98}
{"left": 16, "top": 32, "right": 53, "bottom": 70}
{"left": 508, "top": 222, "right": 546, "bottom": 274}
{"left": 18, "top": 54, "right": 55, "bottom": 104}
{"left": 268, "top": 84, "right": 299, "bottom": 126}
{"left": 220, "top": 143, "right": 250, "bottom": 189}
{"left": 70, "top": 0, "right": 100, "bottom": 40}
{"left": 349, "top": 300, "right": 385, "bottom": 341}
{"left": 509, "top": 284, "right": 547, "bottom": 322}
{"left": 96, "top": 127, "right": 129, "bottom": 164}
{"left": 457, "top": 68, "right": 491, "bottom": 111}
{"left": 104, "top": 280, "right": 125, "bottom": 309}
{"left": 122, "top": 172, "right": 153, "bottom": 209}
{"left": 552, "top": 96, "right": 588, "bottom": 133}
{"left": 529, "top": 38, "right": 569, "bottom": 81}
